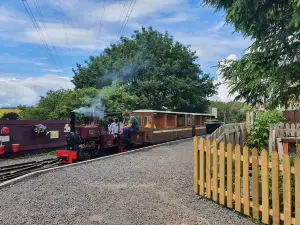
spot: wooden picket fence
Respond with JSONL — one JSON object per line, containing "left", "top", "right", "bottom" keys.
{"left": 193, "top": 136, "right": 300, "bottom": 225}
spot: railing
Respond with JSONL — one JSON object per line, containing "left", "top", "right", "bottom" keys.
{"left": 208, "top": 123, "right": 250, "bottom": 148}
{"left": 269, "top": 122, "right": 300, "bottom": 157}
{"left": 194, "top": 137, "right": 299, "bottom": 225}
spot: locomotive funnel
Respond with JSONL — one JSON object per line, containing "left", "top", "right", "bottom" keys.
{"left": 70, "top": 111, "right": 76, "bottom": 132}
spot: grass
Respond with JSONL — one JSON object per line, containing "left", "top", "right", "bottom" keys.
{"left": 0, "top": 108, "right": 21, "bottom": 118}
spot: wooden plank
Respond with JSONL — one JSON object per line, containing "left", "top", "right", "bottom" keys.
{"left": 283, "top": 154, "right": 291, "bottom": 225}
{"left": 291, "top": 123, "right": 296, "bottom": 137}
{"left": 219, "top": 142, "right": 225, "bottom": 205}
{"left": 193, "top": 136, "right": 199, "bottom": 193}
{"left": 199, "top": 138, "right": 205, "bottom": 196}
{"left": 261, "top": 149, "right": 269, "bottom": 224}
{"left": 213, "top": 140, "right": 218, "bottom": 201}
{"left": 252, "top": 148, "right": 259, "bottom": 219}
{"left": 235, "top": 144, "right": 241, "bottom": 212}
{"left": 243, "top": 146, "right": 250, "bottom": 216}
{"left": 271, "top": 151, "right": 280, "bottom": 225}
{"left": 285, "top": 123, "right": 291, "bottom": 137}
{"left": 295, "top": 156, "right": 300, "bottom": 225}
{"left": 227, "top": 143, "right": 233, "bottom": 208}
{"left": 297, "top": 123, "right": 300, "bottom": 137}
{"left": 206, "top": 139, "right": 211, "bottom": 198}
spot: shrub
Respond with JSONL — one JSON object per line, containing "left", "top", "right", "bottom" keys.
{"left": 247, "top": 110, "right": 285, "bottom": 151}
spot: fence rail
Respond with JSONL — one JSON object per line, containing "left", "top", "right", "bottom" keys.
{"left": 208, "top": 123, "right": 250, "bottom": 148}
{"left": 194, "top": 136, "right": 299, "bottom": 225}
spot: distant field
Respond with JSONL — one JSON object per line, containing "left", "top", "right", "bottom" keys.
{"left": 0, "top": 109, "right": 21, "bottom": 118}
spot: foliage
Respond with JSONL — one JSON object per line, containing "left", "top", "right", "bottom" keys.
{"left": 0, "top": 112, "right": 19, "bottom": 120}
{"left": 72, "top": 27, "right": 217, "bottom": 113}
{"left": 203, "top": 0, "right": 300, "bottom": 108}
{"left": 0, "top": 109, "right": 21, "bottom": 118}
{"left": 19, "top": 84, "right": 138, "bottom": 121}
{"left": 247, "top": 110, "right": 285, "bottom": 151}
{"left": 210, "top": 101, "right": 249, "bottom": 123}
{"left": 218, "top": 52, "right": 300, "bottom": 108}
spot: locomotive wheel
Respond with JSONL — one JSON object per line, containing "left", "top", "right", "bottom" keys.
{"left": 78, "top": 150, "right": 91, "bottom": 161}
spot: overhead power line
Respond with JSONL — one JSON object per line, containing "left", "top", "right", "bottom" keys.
{"left": 117, "top": 0, "right": 130, "bottom": 33}
{"left": 22, "top": 0, "right": 59, "bottom": 69}
{"left": 98, "top": 0, "right": 107, "bottom": 38}
{"left": 118, "top": 0, "right": 136, "bottom": 38}
{"left": 32, "top": 0, "right": 62, "bottom": 69}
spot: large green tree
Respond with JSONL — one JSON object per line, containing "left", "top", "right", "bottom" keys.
{"left": 203, "top": 0, "right": 300, "bottom": 108}
{"left": 19, "top": 83, "right": 138, "bottom": 121}
{"left": 72, "top": 27, "right": 217, "bottom": 113}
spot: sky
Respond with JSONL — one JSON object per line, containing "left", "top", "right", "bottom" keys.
{"left": 0, "top": 0, "right": 252, "bottom": 107}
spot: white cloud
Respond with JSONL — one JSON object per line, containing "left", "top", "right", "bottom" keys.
{"left": 173, "top": 33, "right": 252, "bottom": 62}
{"left": 210, "top": 54, "right": 238, "bottom": 102}
{"left": 0, "top": 74, "right": 74, "bottom": 106}
{"left": 0, "top": 54, "right": 46, "bottom": 66}
{"left": 156, "top": 13, "right": 188, "bottom": 23}
{"left": 42, "top": 69, "right": 64, "bottom": 73}
{"left": 88, "top": 0, "right": 184, "bottom": 23}
{"left": 209, "top": 21, "right": 225, "bottom": 32}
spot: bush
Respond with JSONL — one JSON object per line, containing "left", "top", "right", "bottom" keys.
{"left": 247, "top": 110, "right": 285, "bottom": 151}
{"left": 0, "top": 112, "right": 19, "bottom": 120}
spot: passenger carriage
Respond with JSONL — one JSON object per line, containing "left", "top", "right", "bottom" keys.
{"left": 132, "top": 110, "right": 215, "bottom": 144}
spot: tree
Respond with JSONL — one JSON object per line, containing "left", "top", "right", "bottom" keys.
{"left": 19, "top": 84, "right": 138, "bottom": 121}
{"left": 0, "top": 112, "right": 19, "bottom": 120}
{"left": 210, "top": 101, "right": 249, "bottom": 123}
{"left": 72, "top": 27, "right": 217, "bottom": 113}
{"left": 203, "top": 0, "right": 300, "bottom": 108}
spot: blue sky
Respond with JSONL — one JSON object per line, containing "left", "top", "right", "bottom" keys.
{"left": 0, "top": 0, "right": 252, "bottom": 107}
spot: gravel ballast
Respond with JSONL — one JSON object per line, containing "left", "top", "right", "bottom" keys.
{"left": 0, "top": 140, "right": 254, "bottom": 225}
{"left": 0, "top": 154, "right": 56, "bottom": 167}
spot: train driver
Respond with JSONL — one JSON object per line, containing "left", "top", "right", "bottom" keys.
{"left": 120, "top": 111, "right": 139, "bottom": 139}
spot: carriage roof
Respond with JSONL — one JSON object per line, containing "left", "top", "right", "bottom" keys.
{"left": 132, "top": 109, "right": 214, "bottom": 117}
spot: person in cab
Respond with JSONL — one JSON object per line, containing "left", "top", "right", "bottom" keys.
{"left": 120, "top": 111, "right": 139, "bottom": 139}
{"left": 109, "top": 118, "right": 122, "bottom": 137}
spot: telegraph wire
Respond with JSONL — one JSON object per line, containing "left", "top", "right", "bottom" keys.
{"left": 22, "top": 0, "right": 58, "bottom": 69}
{"left": 98, "top": 0, "right": 107, "bottom": 38}
{"left": 32, "top": 0, "right": 62, "bottom": 70}
{"left": 116, "top": 0, "right": 130, "bottom": 33}
{"left": 118, "top": 0, "right": 136, "bottom": 38}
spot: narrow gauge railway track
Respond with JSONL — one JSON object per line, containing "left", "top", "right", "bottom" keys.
{"left": 0, "top": 158, "right": 62, "bottom": 182}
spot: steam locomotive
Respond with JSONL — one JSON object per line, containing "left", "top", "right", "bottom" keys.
{"left": 56, "top": 112, "right": 145, "bottom": 164}
{"left": 56, "top": 110, "right": 215, "bottom": 164}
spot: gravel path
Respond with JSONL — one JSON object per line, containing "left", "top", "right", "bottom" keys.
{"left": 0, "top": 140, "right": 254, "bottom": 225}
{"left": 0, "top": 154, "right": 56, "bottom": 166}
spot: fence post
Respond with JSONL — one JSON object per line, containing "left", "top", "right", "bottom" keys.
{"left": 261, "top": 149, "right": 269, "bottom": 224}
{"left": 295, "top": 156, "right": 300, "bottom": 225}
{"left": 271, "top": 151, "right": 280, "bottom": 225}
{"left": 243, "top": 146, "right": 250, "bottom": 216}
{"left": 213, "top": 140, "right": 218, "bottom": 201}
{"left": 283, "top": 154, "right": 291, "bottom": 224}
{"left": 252, "top": 148, "right": 259, "bottom": 219}
{"left": 199, "top": 138, "right": 205, "bottom": 196}
{"left": 206, "top": 139, "right": 211, "bottom": 198}
{"left": 227, "top": 143, "right": 233, "bottom": 208}
{"left": 194, "top": 136, "right": 199, "bottom": 193}
{"left": 235, "top": 144, "right": 241, "bottom": 212}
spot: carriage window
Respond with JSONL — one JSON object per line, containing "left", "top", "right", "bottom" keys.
{"left": 187, "top": 115, "right": 191, "bottom": 126}
{"left": 144, "top": 116, "right": 152, "bottom": 128}
{"left": 177, "top": 115, "right": 185, "bottom": 127}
